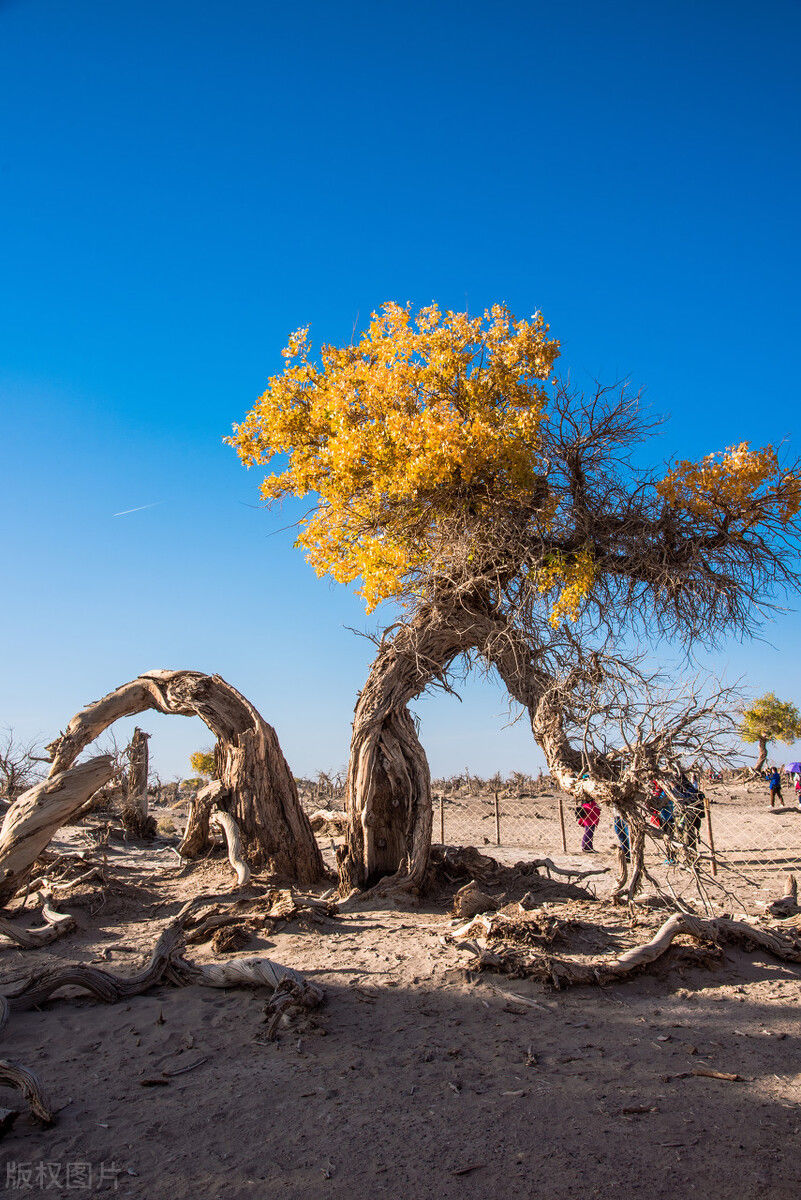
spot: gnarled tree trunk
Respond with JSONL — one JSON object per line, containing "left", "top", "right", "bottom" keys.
{"left": 340, "top": 600, "right": 498, "bottom": 894}
{"left": 46, "top": 670, "right": 324, "bottom": 884}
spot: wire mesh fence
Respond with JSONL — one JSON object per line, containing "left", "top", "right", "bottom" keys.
{"left": 300, "top": 770, "right": 801, "bottom": 912}
{"left": 434, "top": 773, "right": 801, "bottom": 911}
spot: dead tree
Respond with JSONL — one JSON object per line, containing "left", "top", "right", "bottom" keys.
{"left": 46, "top": 670, "right": 324, "bottom": 883}
{"left": 121, "top": 726, "right": 155, "bottom": 838}
{"left": 0, "top": 729, "right": 47, "bottom": 804}
{"left": 0, "top": 756, "right": 116, "bottom": 906}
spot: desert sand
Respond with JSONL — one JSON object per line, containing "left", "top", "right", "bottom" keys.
{"left": 1, "top": 782, "right": 800, "bottom": 1200}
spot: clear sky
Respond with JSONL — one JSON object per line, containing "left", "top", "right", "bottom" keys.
{"left": 2, "top": 0, "right": 801, "bottom": 781}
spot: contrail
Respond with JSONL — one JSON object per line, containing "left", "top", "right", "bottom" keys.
{"left": 112, "top": 501, "right": 163, "bottom": 517}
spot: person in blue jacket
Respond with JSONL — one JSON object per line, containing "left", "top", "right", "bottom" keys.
{"left": 768, "top": 767, "right": 783, "bottom": 808}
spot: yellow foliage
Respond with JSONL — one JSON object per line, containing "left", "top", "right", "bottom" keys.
{"left": 229, "top": 303, "right": 561, "bottom": 610}
{"left": 657, "top": 443, "right": 801, "bottom": 528}
{"left": 537, "top": 548, "right": 597, "bottom": 627}
{"left": 190, "top": 750, "right": 216, "bottom": 778}
{"left": 231, "top": 303, "right": 800, "bottom": 631}
{"left": 740, "top": 693, "right": 801, "bottom": 745}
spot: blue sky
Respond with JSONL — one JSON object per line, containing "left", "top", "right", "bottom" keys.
{"left": 2, "top": 0, "right": 801, "bottom": 780}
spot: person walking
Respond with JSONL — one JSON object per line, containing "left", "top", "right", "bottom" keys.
{"left": 674, "top": 772, "right": 705, "bottom": 861}
{"left": 576, "top": 797, "right": 601, "bottom": 852}
{"left": 613, "top": 806, "right": 630, "bottom": 861}
{"left": 769, "top": 767, "right": 783, "bottom": 808}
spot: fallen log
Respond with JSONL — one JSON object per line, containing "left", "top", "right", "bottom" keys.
{"left": 0, "top": 757, "right": 116, "bottom": 906}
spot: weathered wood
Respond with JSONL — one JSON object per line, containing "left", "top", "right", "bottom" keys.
{"left": 211, "top": 809, "right": 251, "bottom": 887}
{"left": 0, "top": 1060, "right": 53, "bottom": 1124}
{"left": 0, "top": 892, "right": 75, "bottom": 948}
{"left": 46, "top": 670, "right": 324, "bottom": 883}
{"left": 340, "top": 601, "right": 501, "bottom": 893}
{"left": 179, "top": 779, "right": 224, "bottom": 858}
{"left": 0, "top": 757, "right": 116, "bottom": 907}
{"left": 122, "top": 727, "right": 155, "bottom": 838}
{"left": 454, "top": 910, "right": 801, "bottom": 986}
{"left": 308, "top": 809, "right": 348, "bottom": 836}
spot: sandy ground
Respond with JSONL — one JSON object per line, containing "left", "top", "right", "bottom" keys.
{"left": 1, "top": 792, "right": 800, "bottom": 1200}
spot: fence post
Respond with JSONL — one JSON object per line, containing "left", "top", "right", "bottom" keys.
{"left": 494, "top": 790, "right": 501, "bottom": 846}
{"left": 439, "top": 794, "right": 445, "bottom": 845}
{"left": 558, "top": 792, "right": 568, "bottom": 854}
{"left": 704, "top": 794, "right": 718, "bottom": 877}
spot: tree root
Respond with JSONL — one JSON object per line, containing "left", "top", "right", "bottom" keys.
{"left": 523, "top": 858, "right": 610, "bottom": 882}
{"left": 264, "top": 978, "right": 324, "bottom": 1040}
{"left": 0, "top": 893, "right": 75, "bottom": 949}
{"left": 182, "top": 888, "right": 338, "bottom": 947}
{"left": 0, "top": 1059, "right": 54, "bottom": 1124}
{"left": 452, "top": 910, "right": 801, "bottom": 987}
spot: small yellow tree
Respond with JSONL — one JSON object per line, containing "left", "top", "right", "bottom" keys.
{"left": 741, "top": 693, "right": 801, "bottom": 772}
{"left": 189, "top": 749, "right": 216, "bottom": 779}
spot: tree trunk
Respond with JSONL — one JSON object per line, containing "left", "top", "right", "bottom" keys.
{"left": 0, "top": 757, "right": 116, "bottom": 906}
{"left": 755, "top": 735, "right": 768, "bottom": 773}
{"left": 340, "top": 704, "right": 432, "bottom": 894}
{"left": 46, "top": 670, "right": 324, "bottom": 884}
{"left": 179, "top": 779, "right": 224, "bottom": 857}
{"left": 122, "top": 727, "right": 155, "bottom": 837}
{"left": 340, "top": 600, "right": 497, "bottom": 893}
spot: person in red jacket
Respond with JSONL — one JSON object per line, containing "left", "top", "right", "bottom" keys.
{"left": 576, "top": 798, "right": 601, "bottom": 852}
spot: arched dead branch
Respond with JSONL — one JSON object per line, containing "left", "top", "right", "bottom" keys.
{"left": 46, "top": 670, "right": 324, "bottom": 883}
